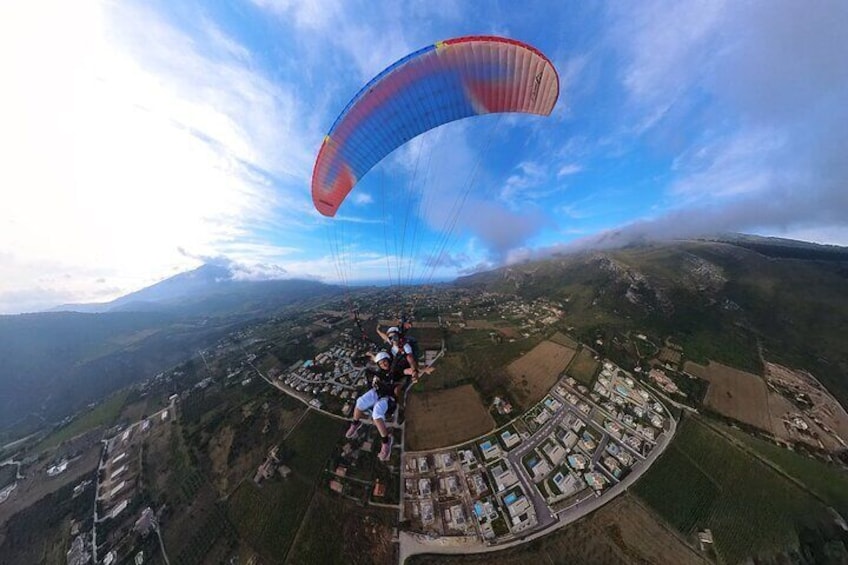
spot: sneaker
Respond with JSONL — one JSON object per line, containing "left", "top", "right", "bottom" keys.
{"left": 345, "top": 421, "right": 362, "bottom": 439}
{"left": 378, "top": 436, "right": 394, "bottom": 461}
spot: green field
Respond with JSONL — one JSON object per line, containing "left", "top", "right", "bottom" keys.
{"left": 33, "top": 389, "right": 130, "bottom": 452}
{"left": 635, "top": 416, "right": 832, "bottom": 563}
{"left": 726, "top": 427, "right": 848, "bottom": 515}
{"left": 417, "top": 334, "right": 542, "bottom": 402}
{"left": 226, "top": 411, "right": 342, "bottom": 562}
{"left": 633, "top": 442, "right": 719, "bottom": 533}
{"left": 0, "top": 464, "right": 17, "bottom": 488}
{"left": 283, "top": 411, "right": 344, "bottom": 477}
{"left": 0, "top": 478, "right": 93, "bottom": 564}
{"left": 549, "top": 331, "right": 578, "bottom": 349}
{"left": 286, "top": 490, "right": 396, "bottom": 565}
{"left": 566, "top": 347, "right": 599, "bottom": 386}
{"left": 228, "top": 477, "right": 313, "bottom": 562}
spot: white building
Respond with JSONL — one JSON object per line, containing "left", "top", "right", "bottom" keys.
{"left": 542, "top": 438, "right": 567, "bottom": 466}
{"left": 500, "top": 430, "right": 521, "bottom": 449}
{"left": 489, "top": 461, "right": 519, "bottom": 492}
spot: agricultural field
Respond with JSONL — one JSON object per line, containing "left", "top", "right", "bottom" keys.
{"left": 566, "top": 347, "right": 599, "bottom": 387}
{"left": 408, "top": 493, "right": 707, "bottom": 565}
{"left": 405, "top": 385, "right": 494, "bottom": 450}
{"left": 762, "top": 390, "right": 840, "bottom": 450}
{"left": 153, "top": 405, "right": 341, "bottom": 564}
{"left": 0, "top": 442, "right": 100, "bottom": 532}
{"left": 159, "top": 425, "right": 234, "bottom": 563}
{"left": 225, "top": 410, "right": 342, "bottom": 562}
{"left": 408, "top": 325, "right": 446, "bottom": 349}
{"left": 0, "top": 465, "right": 16, "bottom": 489}
{"left": 633, "top": 439, "right": 719, "bottom": 533}
{"left": 196, "top": 395, "right": 307, "bottom": 496}
{"left": 766, "top": 362, "right": 848, "bottom": 445}
{"left": 417, "top": 331, "right": 540, "bottom": 396}
{"left": 171, "top": 497, "right": 237, "bottom": 565}
{"left": 506, "top": 340, "right": 576, "bottom": 408}
{"left": 0, "top": 476, "right": 95, "bottom": 564}
{"left": 549, "top": 331, "right": 578, "bottom": 349}
{"left": 657, "top": 346, "right": 682, "bottom": 367}
{"left": 32, "top": 389, "right": 130, "bottom": 453}
{"left": 634, "top": 416, "right": 834, "bottom": 563}
{"left": 725, "top": 425, "right": 848, "bottom": 516}
{"left": 282, "top": 411, "right": 343, "bottom": 477}
{"left": 464, "top": 319, "right": 519, "bottom": 338}
{"left": 227, "top": 477, "right": 312, "bottom": 563}
{"left": 684, "top": 360, "right": 771, "bottom": 431}
{"left": 286, "top": 490, "right": 396, "bottom": 565}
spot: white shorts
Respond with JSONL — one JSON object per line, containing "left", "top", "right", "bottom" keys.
{"left": 355, "top": 389, "right": 390, "bottom": 421}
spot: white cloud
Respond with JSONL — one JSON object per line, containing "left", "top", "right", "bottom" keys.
{"left": 600, "top": 1, "right": 848, "bottom": 248}
{"left": 669, "top": 128, "right": 787, "bottom": 200}
{"left": 557, "top": 164, "right": 583, "bottom": 177}
{"left": 250, "top": 0, "right": 344, "bottom": 30}
{"left": 352, "top": 192, "right": 374, "bottom": 205}
{"left": 0, "top": 0, "right": 317, "bottom": 312}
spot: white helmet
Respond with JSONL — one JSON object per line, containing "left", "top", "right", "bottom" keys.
{"left": 387, "top": 326, "right": 400, "bottom": 338}
{"left": 374, "top": 351, "right": 391, "bottom": 364}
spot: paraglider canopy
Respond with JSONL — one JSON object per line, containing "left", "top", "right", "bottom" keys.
{"left": 311, "top": 35, "right": 560, "bottom": 217}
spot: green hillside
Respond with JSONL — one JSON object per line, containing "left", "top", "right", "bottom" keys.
{"left": 457, "top": 238, "right": 848, "bottom": 408}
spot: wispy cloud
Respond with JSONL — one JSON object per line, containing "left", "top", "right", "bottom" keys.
{"left": 0, "top": 0, "right": 318, "bottom": 311}
{"left": 593, "top": 0, "right": 848, "bottom": 249}
{"left": 557, "top": 164, "right": 583, "bottom": 177}
{"left": 352, "top": 192, "right": 374, "bottom": 205}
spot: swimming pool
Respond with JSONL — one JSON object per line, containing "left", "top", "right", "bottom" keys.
{"left": 504, "top": 493, "right": 517, "bottom": 505}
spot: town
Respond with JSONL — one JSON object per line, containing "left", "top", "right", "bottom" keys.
{"left": 6, "top": 284, "right": 823, "bottom": 565}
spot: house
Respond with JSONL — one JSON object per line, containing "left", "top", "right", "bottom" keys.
{"left": 500, "top": 430, "right": 521, "bottom": 449}
{"left": 544, "top": 397, "right": 562, "bottom": 412}
{"left": 542, "top": 438, "right": 566, "bottom": 466}
{"left": 534, "top": 409, "right": 552, "bottom": 426}
{"left": 552, "top": 471, "right": 584, "bottom": 498}
{"left": 530, "top": 457, "right": 552, "bottom": 480}
{"left": 479, "top": 439, "right": 503, "bottom": 461}
{"left": 490, "top": 461, "right": 519, "bottom": 492}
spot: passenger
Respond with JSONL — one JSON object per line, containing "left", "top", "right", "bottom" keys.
{"left": 345, "top": 351, "right": 404, "bottom": 461}
{"left": 376, "top": 324, "right": 424, "bottom": 383}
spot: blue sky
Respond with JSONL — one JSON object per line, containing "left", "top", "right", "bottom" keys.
{"left": 2, "top": 0, "right": 847, "bottom": 313}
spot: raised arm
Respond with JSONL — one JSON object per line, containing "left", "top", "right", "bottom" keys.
{"left": 375, "top": 324, "right": 390, "bottom": 343}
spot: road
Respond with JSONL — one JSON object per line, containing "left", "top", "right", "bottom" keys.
{"left": 243, "top": 349, "right": 349, "bottom": 422}
{"left": 504, "top": 408, "right": 574, "bottom": 531}
{"left": 399, "top": 413, "right": 676, "bottom": 562}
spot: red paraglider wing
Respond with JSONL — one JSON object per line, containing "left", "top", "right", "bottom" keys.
{"left": 311, "top": 36, "right": 559, "bottom": 217}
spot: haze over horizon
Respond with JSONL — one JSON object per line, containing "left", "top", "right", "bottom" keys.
{"left": 3, "top": 0, "right": 847, "bottom": 314}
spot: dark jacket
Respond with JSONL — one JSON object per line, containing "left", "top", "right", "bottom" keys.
{"left": 366, "top": 365, "right": 406, "bottom": 398}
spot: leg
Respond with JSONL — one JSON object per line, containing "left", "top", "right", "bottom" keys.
{"left": 354, "top": 389, "right": 379, "bottom": 416}
{"left": 374, "top": 416, "right": 389, "bottom": 439}
{"left": 373, "top": 398, "right": 394, "bottom": 461}
{"left": 347, "top": 389, "right": 378, "bottom": 438}
{"left": 372, "top": 397, "right": 390, "bottom": 438}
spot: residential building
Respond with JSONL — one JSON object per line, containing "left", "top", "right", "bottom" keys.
{"left": 541, "top": 438, "right": 566, "bottom": 466}
{"left": 479, "top": 439, "right": 503, "bottom": 461}
{"left": 500, "top": 430, "right": 521, "bottom": 449}
{"left": 489, "top": 461, "right": 519, "bottom": 492}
